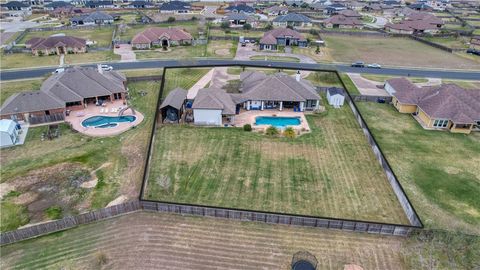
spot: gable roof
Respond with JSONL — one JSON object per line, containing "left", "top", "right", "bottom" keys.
{"left": 160, "top": 88, "right": 187, "bottom": 110}
{"left": 273, "top": 13, "right": 312, "bottom": 23}
{"left": 337, "top": 9, "right": 361, "bottom": 17}
{"left": 192, "top": 88, "right": 236, "bottom": 115}
{"left": 225, "top": 4, "right": 255, "bottom": 13}
{"left": 131, "top": 27, "right": 193, "bottom": 44}
{"left": 328, "top": 87, "right": 344, "bottom": 96}
{"left": 27, "top": 36, "right": 86, "bottom": 50}
{"left": 1, "top": 1, "right": 30, "bottom": 8}
{"left": 0, "top": 91, "right": 64, "bottom": 115}
{"left": 260, "top": 28, "right": 306, "bottom": 45}
{"left": 44, "top": 1, "right": 72, "bottom": 8}
{"left": 159, "top": 0, "right": 190, "bottom": 11}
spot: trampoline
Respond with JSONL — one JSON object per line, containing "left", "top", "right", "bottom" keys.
{"left": 291, "top": 251, "right": 318, "bottom": 270}
{"left": 292, "top": 260, "right": 316, "bottom": 270}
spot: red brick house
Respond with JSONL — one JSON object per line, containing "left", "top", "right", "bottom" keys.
{"left": 25, "top": 36, "right": 87, "bottom": 56}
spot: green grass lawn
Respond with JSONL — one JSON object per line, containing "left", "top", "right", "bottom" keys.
{"left": 422, "top": 36, "right": 469, "bottom": 49}
{"left": 0, "top": 53, "right": 60, "bottom": 70}
{"left": 322, "top": 35, "right": 480, "bottom": 69}
{"left": 64, "top": 51, "right": 120, "bottom": 65}
{"left": 356, "top": 103, "right": 480, "bottom": 234}
{"left": 18, "top": 28, "right": 114, "bottom": 47}
{"left": 306, "top": 72, "right": 343, "bottom": 88}
{"left": 250, "top": 55, "right": 301, "bottom": 62}
{"left": 360, "top": 74, "right": 428, "bottom": 83}
{"left": 209, "top": 29, "right": 264, "bottom": 38}
{"left": 162, "top": 68, "right": 210, "bottom": 96}
{"left": 145, "top": 103, "right": 408, "bottom": 224}
{"left": 0, "top": 80, "right": 160, "bottom": 232}
{"left": 136, "top": 45, "right": 207, "bottom": 59}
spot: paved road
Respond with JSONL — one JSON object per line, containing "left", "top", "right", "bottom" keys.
{"left": 1, "top": 59, "right": 480, "bottom": 81}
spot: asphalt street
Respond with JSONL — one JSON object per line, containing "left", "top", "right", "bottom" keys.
{"left": 1, "top": 59, "right": 479, "bottom": 81}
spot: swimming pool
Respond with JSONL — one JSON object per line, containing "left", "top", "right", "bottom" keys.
{"left": 255, "top": 116, "right": 301, "bottom": 128}
{"left": 82, "top": 115, "right": 136, "bottom": 128}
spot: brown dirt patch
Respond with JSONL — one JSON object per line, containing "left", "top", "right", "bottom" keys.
{"left": 215, "top": 48, "right": 230, "bottom": 56}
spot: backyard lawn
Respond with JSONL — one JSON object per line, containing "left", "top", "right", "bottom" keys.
{"left": 145, "top": 100, "right": 408, "bottom": 224}
{"left": 0, "top": 80, "right": 160, "bottom": 232}
{"left": 18, "top": 28, "right": 114, "bottom": 47}
{"left": 356, "top": 103, "right": 480, "bottom": 235}
{"left": 322, "top": 35, "right": 480, "bottom": 69}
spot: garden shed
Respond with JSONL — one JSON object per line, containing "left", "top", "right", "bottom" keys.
{"left": 160, "top": 88, "right": 187, "bottom": 123}
{"left": 0, "top": 119, "right": 19, "bottom": 148}
{"left": 327, "top": 87, "right": 345, "bottom": 108}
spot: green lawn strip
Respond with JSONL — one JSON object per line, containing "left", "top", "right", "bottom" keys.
{"left": 339, "top": 73, "right": 360, "bottom": 95}
{"left": 249, "top": 55, "right": 301, "bottom": 62}
{"left": 0, "top": 202, "right": 29, "bottom": 232}
{"left": 360, "top": 74, "right": 428, "bottom": 83}
{"left": 146, "top": 106, "right": 408, "bottom": 223}
{"left": 356, "top": 102, "right": 480, "bottom": 231}
{"left": 442, "top": 80, "right": 480, "bottom": 89}
{"left": 0, "top": 53, "right": 60, "bottom": 70}
{"left": 64, "top": 51, "right": 120, "bottom": 65}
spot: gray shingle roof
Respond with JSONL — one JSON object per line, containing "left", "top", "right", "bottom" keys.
{"left": 273, "top": 13, "right": 312, "bottom": 23}
{"left": 260, "top": 28, "right": 306, "bottom": 45}
{"left": 160, "top": 88, "right": 187, "bottom": 110}
{"left": 0, "top": 91, "right": 64, "bottom": 115}
{"left": 192, "top": 88, "right": 236, "bottom": 115}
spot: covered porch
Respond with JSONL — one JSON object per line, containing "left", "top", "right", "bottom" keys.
{"left": 242, "top": 99, "right": 319, "bottom": 112}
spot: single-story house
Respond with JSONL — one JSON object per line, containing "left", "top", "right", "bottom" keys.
{"left": 127, "top": 1, "right": 155, "bottom": 8}
{"left": 385, "top": 78, "right": 480, "bottom": 134}
{"left": 323, "top": 15, "right": 363, "bottom": 29}
{"left": 409, "top": 2, "right": 433, "bottom": 11}
{"left": 43, "top": 1, "right": 72, "bottom": 10}
{"left": 326, "top": 87, "right": 345, "bottom": 107}
{"left": 0, "top": 119, "right": 20, "bottom": 147}
{"left": 426, "top": 0, "right": 451, "bottom": 11}
{"left": 324, "top": 3, "right": 347, "bottom": 14}
{"left": 25, "top": 36, "right": 87, "bottom": 56}
{"left": 131, "top": 27, "right": 193, "bottom": 49}
{"left": 259, "top": 28, "right": 307, "bottom": 50}
{"left": 0, "top": 66, "right": 127, "bottom": 125}
{"left": 223, "top": 12, "right": 256, "bottom": 26}
{"left": 160, "top": 87, "right": 187, "bottom": 123}
{"left": 84, "top": 0, "right": 114, "bottom": 8}
{"left": 159, "top": 0, "right": 191, "bottom": 13}
{"left": 1, "top": 1, "right": 31, "bottom": 11}
{"left": 272, "top": 13, "right": 312, "bottom": 27}
{"left": 263, "top": 5, "right": 288, "bottom": 16}
{"left": 192, "top": 87, "right": 237, "bottom": 126}
{"left": 70, "top": 11, "right": 114, "bottom": 25}
{"left": 225, "top": 3, "right": 255, "bottom": 14}
{"left": 337, "top": 9, "right": 361, "bottom": 18}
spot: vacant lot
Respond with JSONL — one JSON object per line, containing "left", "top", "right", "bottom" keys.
{"left": 0, "top": 211, "right": 406, "bottom": 269}
{"left": 356, "top": 103, "right": 480, "bottom": 234}
{"left": 0, "top": 80, "right": 160, "bottom": 232}
{"left": 145, "top": 103, "right": 408, "bottom": 224}
{"left": 323, "top": 35, "right": 480, "bottom": 69}
{"left": 18, "top": 28, "right": 114, "bottom": 47}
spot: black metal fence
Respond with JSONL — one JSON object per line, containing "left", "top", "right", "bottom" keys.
{"left": 351, "top": 95, "right": 392, "bottom": 102}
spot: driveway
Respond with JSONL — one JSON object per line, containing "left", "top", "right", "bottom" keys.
{"left": 347, "top": 73, "right": 389, "bottom": 96}
{"left": 114, "top": 44, "right": 136, "bottom": 62}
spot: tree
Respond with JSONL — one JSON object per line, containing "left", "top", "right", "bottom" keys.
{"left": 221, "top": 21, "right": 230, "bottom": 30}
{"left": 191, "top": 16, "right": 197, "bottom": 21}
{"left": 315, "top": 45, "right": 320, "bottom": 54}
{"left": 283, "top": 127, "right": 296, "bottom": 138}
{"left": 300, "top": 2, "right": 309, "bottom": 9}
{"left": 265, "top": 23, "right": 273, "bottom": 31}
{"left": 266, "top": 126, "right": 279, "bottom": 136}
{"left": 243, "top": 23, "right": 252, "bottom": 30}
{"left": 243, "top": 124, "right": 252, "bottom": 131}
{"left": 167, "top": 17, "right": 175, "bottom": 23}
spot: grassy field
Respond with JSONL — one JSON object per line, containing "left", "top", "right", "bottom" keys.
{"left": 322, "top": 35, "right": 480, "bottom": 69}
{"left": 209, "top": 29, "right": 264, "bottom": 38}
{"left": 356, "top": 103, "right": 480, "bottom": 234}
{"left": 145, "top": 103, "right": 408, "bottom": 224}
{"left": 250, "top": 55, "right": 301, "bottom": 62}
{"left": 64, "top": 51, "right": 120, "bottom": 65}
{"left": 305, "top": 71, "right": 343, "bottom": 88}
{"left": 18, "top": 28, "right": 114, "bottom": 47}
{"left": 422, "top": 36, "right": 469, "bottom": 49}
{"left": 0, "top": 80, "right": 160, "bottom": 232}
{"left": 360, "top": 74, "right": 429, "bottom": 83}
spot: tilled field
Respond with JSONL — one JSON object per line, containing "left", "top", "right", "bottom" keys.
{"left": 1, "top": 211, "right": 406, "bottom": 269}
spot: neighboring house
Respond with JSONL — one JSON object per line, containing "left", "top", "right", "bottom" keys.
{"left": 259, "top": 28, "right": 307, "bottom": 50}
{"left": 160, "top": 87, "right": 187, "bottom": 123}
{"left": 0, "top": 66, "right": 127, "bottom": 125}
{"left": 43, "top": 1, "right": 72, "bottom": 10}
{"left": 84, "top": 0, "right": 114, "bottom": 8}
{"left": 409, "top": 2, "right": 433, "bottom": 11}
{"left": 263, "top": 5, "right": 288, "bottom": 16}
{"left": 1, "top": 1, "right": 31, "bottom": 11}
{"left": 127, "top": 0, "right": 155, "bottom": 8}
{"left": 385, "top": 78, "right": 480, "bottom": 134}
{"left": 309, "top": 2, "right": 327, "bottom": 11}
{"left": 223, "top": 12, "right": 257, "bottom": 26}
{"left": 323, "top": 15, "right": 363, "bottom": 29}
{"left": 25, "top": 36, "right": 87, "bottom": 56}
{"left": 384, "top": 12, "right": 443, "bottom": 34}
{"left": 426, "top": 0, "right": 451, "bottom": 10}
{"left": 225, "top": 3, "right": 255, "bottom": 14}
{"left": 337, "top": 9, "right": 361, "bottom": 18}
{"left": 272, "top": 13, "right": 312, "bottom": 27}
{"left": 131, "top": 27, "right": 193, "bottom": 49}
{"left": 0, "top": 119, "right": 20, "bottom": 148}
{"left": 326, "top": 87, "right": 345, "bottom": 107}
{"left": 159, "top": 0, "right": 191, "bottom": 13}
{"left": 324, "top": 3, "right": 347, "bottom": 14}
{"left": 70, "top": 11, "right": 114, "bottom": 25}
{"left": 470, "top": 36, "right": 480, "bottom": 49}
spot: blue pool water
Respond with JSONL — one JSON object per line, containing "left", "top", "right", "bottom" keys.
{"left": 255, "top": 116, "right": 301, "bottom": 128}
{"left": 82, "top": 115, "right": 136, "bottom": 128}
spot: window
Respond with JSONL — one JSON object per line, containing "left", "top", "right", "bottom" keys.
{"left": 433, "top": 119, "right": 448, "bottom": 128}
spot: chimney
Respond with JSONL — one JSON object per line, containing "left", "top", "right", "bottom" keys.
{"left": 97, "top": 64, "right": 103, "bottom": 74}
{"left": 295, "top": 70, "right": 301, "bottom": 82}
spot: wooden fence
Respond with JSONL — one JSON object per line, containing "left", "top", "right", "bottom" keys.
{"left": 127, "top": 75, "right": 163, "bottom": 82}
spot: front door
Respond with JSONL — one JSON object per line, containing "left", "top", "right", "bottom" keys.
{"left": 162, "top": 39, "right": 169, "bottom": 47}
{"left": 286, "top": 38, "right": 290, "bottom": 46}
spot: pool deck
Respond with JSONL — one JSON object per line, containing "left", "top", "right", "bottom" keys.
{"left": 233, "top": 110, "right": 310, "bottom": 132}
{"left": 65, "top": 100, "right": 144, "bottom": 137}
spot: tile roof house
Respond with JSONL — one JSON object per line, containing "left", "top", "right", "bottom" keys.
{"left": 225, "top": 3, "right": 255, "bottom": 14}
{"left": 384, "top": 12, "right": 443, "bottom": 34}
{"left": 385, "top": 78, "right": 480, "bottom": 134}
{"left": 192, "top": 88, "right": 237, "bottom": 126}
{"left": 323, "top": 15, "right": 363, "bottom": 29}
{"left": 0, "top": 66, "right": 127, "bottom": 125}
{"left": 272, "top": 13, "right": 312, "bottom": 27}
{"left": 70, "top": 11, "right": 114, "bottom": 25}
{"left": 131, "top": 27, "right": 193, "bottom": 49}
{"left": 159, "top": 1, "right": 191, "bottom": 13}
{"left": 324, "top": 3, "right": 347, "bottom": 14}
{"left": 25, "top": 36, "right": 87, "bottom": 56}
{"left": 127, "top": 1, "right": 156, "bottom": 8}
{"left": 259, "top": 28, "right": 307, "bottom": 50}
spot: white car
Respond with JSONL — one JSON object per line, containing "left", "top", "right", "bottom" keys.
{"left": 52, "top": 68, "right": 65, "bottom": 74}
{"left": 367, "top": 63, "right": 382, "bottom": 69}
{"left": 100, "top": 64, "right": 113, "bottom": 71}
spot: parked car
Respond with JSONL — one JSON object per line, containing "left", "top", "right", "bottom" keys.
{"left": 115, "top": 44, "right": 121, "bottom": 48}
{"left": 351, "top": 61, "right": 365, "bottom": 68}
{"left": 100, "top": 64, "right": 113, "bottom": 71}
{"left": 367, "top": 63, "right": 382, "bottom": 69}
{"left": 241, "top": 42, "right": 246, "bottom": 47}
{"left": 466, "top": 48, "right": 480, "bottom": 56}
{"left": 52, "top": 68, "right": 65, "bottom": 74}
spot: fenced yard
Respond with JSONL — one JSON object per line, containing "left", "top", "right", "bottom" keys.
{"left": 145, "top": 102, "right": 409, "bottom": 224}
{"left": 17, "top": 28, "right": 114, "bottom": 47}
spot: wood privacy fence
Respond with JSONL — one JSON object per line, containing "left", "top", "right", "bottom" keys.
{"left": 0, "top": 201, "right": 141, "bottom": 245}
{"left": 127, "top": 75, "right": 163, "bottom": 82}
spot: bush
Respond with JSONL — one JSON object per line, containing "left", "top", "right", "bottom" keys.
{"left": 95, "top": 251, "right": 108, "bottom": 266}
{"left": 221, "top": 21, "right": 230, "bottom": 29}
{"left": 167, "top": 17, "right": 175, "bottom": 23}
{"left": 283, "top": 127, "right": 296, "bottom": 138}
{"left": 265, "top": 126, "right": 279, "bottom": 136}
{"left": 265, "top": 23, "right": 273, "bottom": 30}
{"left": 243, "top": 23, "right": 252, "bottom": 30}
{"left": 191, "top": 16, "right": 197, "bottom": 21}
{"left": 243, "top": 124, "right": 252, "bottom": 131}
{"left": 45, "top": 206, "right": 63, "bottom": 220}
{"left": 309, "top": 29, "right": 318, "bottom": 35}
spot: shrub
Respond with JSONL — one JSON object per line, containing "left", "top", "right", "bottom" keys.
{"left": 265, "top": 126, "right": 279, "bottom": 136}
{"left": 45, "top": 206, "right": 63, "bottom": 220}
{"left": 191, "top": 16, "right": 197, "bottom": 21}
{"left": 167, "top": 17, "right": 176, "bottom": 23}
{"left": 243, "top": 124, "right": 252, "bottom": 131}
{"left": 283, "top": 127, "right": 296, "bottom": 138}
{"left": 95, "top": 251, "right": 108, "bottom": 266}
{"left": 243, "top": 23, "right": 252, "bottom": 30}
{"left": 221, "top": 21, "right": 230, "bottom": 29}
{"left": 309, "top": 28, "right": 318, "bottom": 35}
